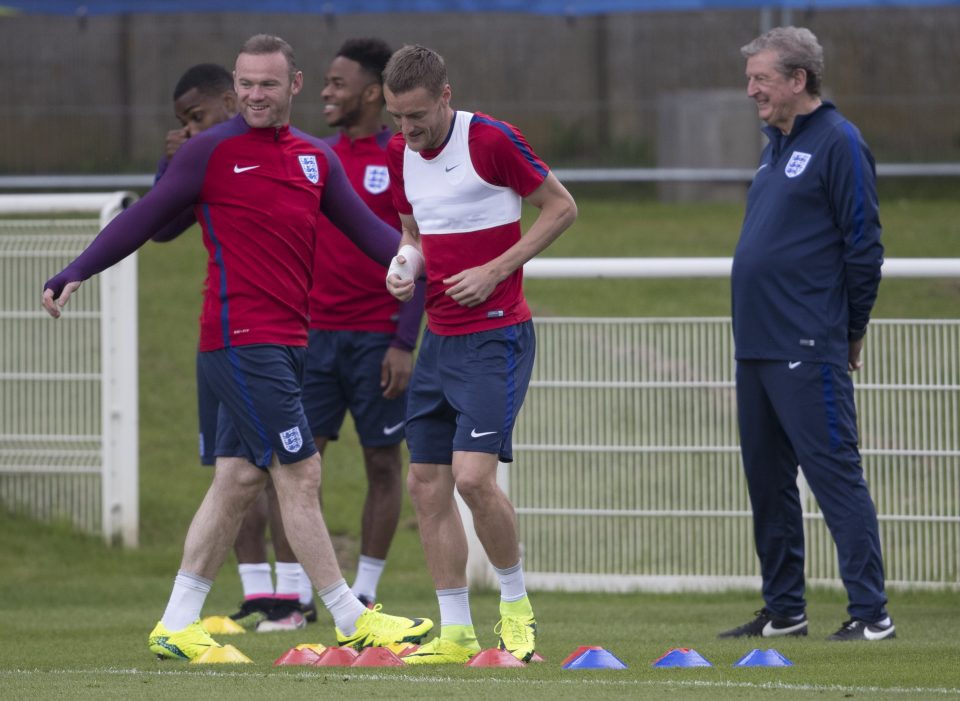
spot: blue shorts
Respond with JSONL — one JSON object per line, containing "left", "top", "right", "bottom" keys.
{"left": 196, "top": 351, "right": 219, "bottom": 466}
{"left": 302, "top": 330, "right": 407, "bottom": 447}
{"left": 405, "top": 321, "right": 535, "bottom": 465}
{"left": 197, "top": 344, "right": 317, "bottom": 469}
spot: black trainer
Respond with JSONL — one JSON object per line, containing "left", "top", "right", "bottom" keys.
{"left": 301, "top": 599, "right": 318, "bottom": 623}
{"left": 718, "top": 608, "right": 808, "bottom": 638}
{"left": 228, "top": 596, "right": 274, "bottom": 630}
{"left": 357, "top": 594, "right": 376, "bottom": 609}
{"left": 256, "top": 599, "right": 307, "bottom": 632}
{"left": 827, "top": 618, "right": 896, "bottom": 641}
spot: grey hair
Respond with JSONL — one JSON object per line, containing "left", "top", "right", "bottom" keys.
{"left": 741, "top": 26, "right": 823, "bottom": 96}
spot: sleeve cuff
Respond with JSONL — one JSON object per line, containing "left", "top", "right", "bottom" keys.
{"left": 389, "top": 338, "right": 415, "bottom": 352}
{"left": 848, "top": 327, "right": 867, "bottom": 342}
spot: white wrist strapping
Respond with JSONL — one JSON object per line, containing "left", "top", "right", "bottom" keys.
{"left": 387, "top": 244, "right": 424, "bottom": 281}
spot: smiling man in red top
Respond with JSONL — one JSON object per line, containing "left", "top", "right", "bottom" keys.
{"left": 382, "top": 45, "right": 577, "bottom": 664}
{"left": 42, "top": 34, "right": 432, "bottom": 661}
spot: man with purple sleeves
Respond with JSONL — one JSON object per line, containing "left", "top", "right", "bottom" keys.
{"left": 42, "top": 34, "right": 432, "bottom": 661}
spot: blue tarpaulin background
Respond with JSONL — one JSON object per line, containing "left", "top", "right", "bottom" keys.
{"left": 2, "top": 0, "right": 958, "bottom": 16}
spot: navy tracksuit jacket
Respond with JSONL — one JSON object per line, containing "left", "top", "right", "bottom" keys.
{"left": 731, "top": 102, "right": 888, "bottom": 622}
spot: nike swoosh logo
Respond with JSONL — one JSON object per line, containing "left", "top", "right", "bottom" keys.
{"left": 761, "top": 619, "right": 807, "bottom": 637}
{"left": 444, "top": 164, "right": 460, "bottom": 172}
{"left": 863, "top": 623, "right": 895, "bottom": 641}
{"left": 788, "top": 361, "right": 802, "bottom": 369}
{"left": 233, "top": 165, "right": 260, "bottom": 173}
{"left": 382, "top": 422, "right": 404, "bottom": 436}
{"left": 470, "top": 429, "right": 497, "bottom": 438}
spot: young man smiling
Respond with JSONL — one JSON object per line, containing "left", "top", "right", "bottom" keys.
{"left": 43, "top": 34, "right": 432, "bottom": 660}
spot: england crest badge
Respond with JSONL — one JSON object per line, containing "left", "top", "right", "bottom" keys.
{"left": 784, "top": 151, "right": 812, "bottom": 178}
{"left": 298, "top": 155, "right": 319, "bottom": 184}
{"left": 279, "top": 426, "right": 303, "bottom": 453}
{"left": 363, "top": 165, "right": 390, "bottom": 194}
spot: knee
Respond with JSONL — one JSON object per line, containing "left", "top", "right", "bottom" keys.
{"left": 364, "top": 446, "right": 402, "bottom": 486}
{"left": 214, "top": 456, "right": 266, "bottom": 492}
{"left": 272, "top": 454, "right": 323, "bottom": 497}
{"left": 407, "top": 467, "right": 448, "bottom": 513}
{"left": 453, "top": 471, "right": 495, "bottom": 509}
{"left": 406, "top": 468, "right": 429, "bottom": 508}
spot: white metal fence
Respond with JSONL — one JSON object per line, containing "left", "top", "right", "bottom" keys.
{"left": 1, "top": 163, "right": 958, "bottom": 191}
{"left": 495, "top": 317, "right": 960, "bottom": 593}
{"left": 2, "top": 200, "right": 957, "bottom": 585}
{"left": 0, "top": 192, "right": 139, "bottom": 546}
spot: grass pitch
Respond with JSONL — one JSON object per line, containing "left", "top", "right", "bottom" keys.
{"left": 2, "top": 195, "right": 959, "bottom": 699}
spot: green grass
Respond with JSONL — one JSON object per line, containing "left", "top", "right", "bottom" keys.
{"left": 525, "top": 194, "right": 960, "bottom": 318}
{"left": 1, "top": 511, "right": 958, "bottom": 700}
{"left": 2, "top": 195, "right": 960, "bottom": 699}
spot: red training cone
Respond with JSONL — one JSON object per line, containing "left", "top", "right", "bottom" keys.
{"left": 273, "top": 647, "right": 324, "bottom": 666}
{"left": 351, "top": 647, "right": 406, "bottom": 667}
{"left": 313, "top": 646, "right": 360, "bottom": 666}
{"left": 465, "top": 649, "right": 526, "bottom": 667}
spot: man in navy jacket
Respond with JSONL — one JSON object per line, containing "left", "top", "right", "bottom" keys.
{"left": 721, "top": 26, "right": 893, "bottom": 642}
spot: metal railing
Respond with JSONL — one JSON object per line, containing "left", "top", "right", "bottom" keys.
{"left": 1, "top": 163, "right": 958, "bottom": 191}
{"left": 0, "top": 192, "right": 139, "bottom": 546}
{"left": 462, "top": 259, "right": 960, "bottom": 592}
{"left": 491, "top": 317, "right": 959, "bottom": 592}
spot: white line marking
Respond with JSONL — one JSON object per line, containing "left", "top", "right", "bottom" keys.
{"left": 3, "top": 668, "right": 959, "bottom": 695}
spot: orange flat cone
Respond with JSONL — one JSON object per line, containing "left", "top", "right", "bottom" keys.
{"left": 529, "top": 652, "right": 545, "bottom": 663}
{"left": 190, "top": 644, "right": 252, "bottom": 664}
{"left": 313, "top": 646, "right": 360, "bottom": 666}
{"left": 352, "top": 647, "right": 406, "bottom": 667}
{"left": 274, "top": 647, "right": 324, "bottom": 666}
{"left": 465, "top": 648, "right": 525, "bottom": 667}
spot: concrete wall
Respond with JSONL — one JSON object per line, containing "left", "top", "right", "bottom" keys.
{"left": 1, "top": 7, "right": 957, "bottom": 173}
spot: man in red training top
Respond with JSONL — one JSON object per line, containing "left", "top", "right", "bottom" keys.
{"left": 43, "top": 34, "right": 432, "bottom": 661}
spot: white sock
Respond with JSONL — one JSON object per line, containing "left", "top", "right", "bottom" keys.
{"left": 437, "top": 586, "right": 473, "bottom": 627}
{"left": 318, "top": 578, "right": 366, "bottom": 635}
{"left": 160, "top": 570, "right": 212, "bottom": 631}
{"left": 875, "top": 616, "right": 892, "bottom": 627}
{"left": 494, "top": 560, "right": 527, "bottom": 602}
{"left": 237, "top": 562, "right": 273, "bottom": 599}
{"left": 351, "top": 555, "right": 386, "bottom": 602}
{"left": 296, "top": 565, "right": 313, "bottom": 605}
{"left": 274, "top": 561, "right": 302, "bottom": 601}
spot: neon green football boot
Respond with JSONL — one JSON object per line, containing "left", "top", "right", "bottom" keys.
{"left": 403, "top": 635, "right": 481, "bottom": 665}
{"left": 496, "top": 597, "right": 537, "bottom": 662}
{"left": 148, "top": 620, "right": 222, "bottom": 661}
{"left": 335, "top": 604, "right": 434, "bottom": 650}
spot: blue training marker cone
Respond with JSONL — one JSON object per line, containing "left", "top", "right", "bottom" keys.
{"left": 562, "top": 647, "right": 628, "bottom": 670}
{"left": 734, "top": 648, "right": 793, "bottom": 667}
{"left": 651, "top": 648, "right": 713, "bottom": 668}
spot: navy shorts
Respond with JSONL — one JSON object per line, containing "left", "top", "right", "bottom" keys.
{"left": 197, "top": 344, "right": 317, "bottom": 469}
{"left": 302, "top": 330, "right": 407, "bottom": 447}
{"left": 196, "top": 351, "right": 219, "bottom": 466}
{"left": 405, "top": 321, "right": 535, "bottom": 465}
